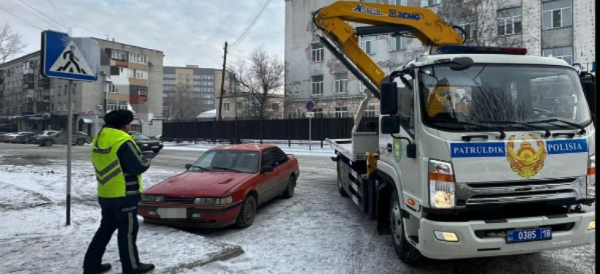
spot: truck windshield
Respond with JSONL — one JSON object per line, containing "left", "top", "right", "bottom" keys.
{"left": 418, "top": 64, "right": 592, "bottom": 131}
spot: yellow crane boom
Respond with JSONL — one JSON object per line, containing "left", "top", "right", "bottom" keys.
{"left": 313, "top": 1, "right": 465, "bottom": 96}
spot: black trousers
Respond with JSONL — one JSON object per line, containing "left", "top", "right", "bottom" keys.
{"left": 83, "top": 202, "right": 141, "bottom": 273}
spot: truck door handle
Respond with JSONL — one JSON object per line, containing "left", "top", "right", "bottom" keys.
{"left": 387, "top": 143, "right": 392, "bottom": 152}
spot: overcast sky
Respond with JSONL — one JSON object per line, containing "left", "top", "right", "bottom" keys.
{"left": 0, "top": 0, "right": 285, "bottom": 69}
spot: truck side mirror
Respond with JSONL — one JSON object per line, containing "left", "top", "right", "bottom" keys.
{"left": 381, "top": 116, "right": 400, "bottom": 134}
{"left": 380, "top": 81, "right": 398, "bottom": 115}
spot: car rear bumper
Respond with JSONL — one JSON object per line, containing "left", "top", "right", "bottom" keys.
{"left": 138, "top": 202, "right": 242, "bottom": 228}
{"left": 416, "top": 208, "right": 595, "bottom": 260}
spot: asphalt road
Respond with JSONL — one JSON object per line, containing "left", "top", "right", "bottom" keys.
{"left": 0, "top": 142, "right": 596, "bottom": 273}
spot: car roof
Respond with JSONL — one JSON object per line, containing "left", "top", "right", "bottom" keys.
{"left": 211, "top": 143, "right": 277, "bottom": 152}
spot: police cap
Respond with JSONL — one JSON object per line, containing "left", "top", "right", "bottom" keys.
{"left": 104, "top": 109, "right": 134, "bottom": 128}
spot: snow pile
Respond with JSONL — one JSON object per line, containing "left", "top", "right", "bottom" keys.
{"left": 0, "top": 164, "right": 243, "bottom": 274}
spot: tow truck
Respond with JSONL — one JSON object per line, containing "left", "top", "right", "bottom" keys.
{"left": 313, "top": 1, "right": 596, "bottom": 263}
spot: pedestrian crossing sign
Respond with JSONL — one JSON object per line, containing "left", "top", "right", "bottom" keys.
{"left": 41, "top": 30, "right": 98, "bottom": 81}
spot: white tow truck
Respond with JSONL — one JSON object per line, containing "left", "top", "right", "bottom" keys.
{"left": 313, "top": 1, "right": 596, "bottom": 263}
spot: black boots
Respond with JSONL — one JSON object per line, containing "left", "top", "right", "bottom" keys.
{"left": 123, "top": 263, "right": 156, "bottom": 274}
{"left": 83, "top": 263, "right": 112, "bottom": 274}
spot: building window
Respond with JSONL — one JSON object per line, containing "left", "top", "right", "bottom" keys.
{"left": 131, "top": 69, "right": 147, "bottom": 80}
{"left": 421, "top": 0, "right": 440, "bottom": 7}
{"left": 389, "top": 35, "right": 407, "bottom": 51}
{"left": 334, "top": 73, "right": 348, "bottom": 93}
{"left": 497, "top": 7, "right": 522, "bottom": 36}
{"left": 360, "top": 36, "right": 376, "bottom": 55}
{"left": 543, "top": 0, "right": 572, "bottom": 30}
{"left": 237, "top": 102, "right": 243, "bottom": 109}
{"left": 389, "top": 0, "right": 407, "bottom": 5}
{"left": 311, "top": 43, "right": 325, "bottom": 62}
{"left": 117, "top": 101, "right": 128, "bottom": 110}
{"left": 106, "top": 100, "right": 117, "bottom": 112}
{"left": 313, "top": 108, "right": 323, "bottom": 117}
{"left": 137, "top": 86, "right": 148, "bottom": 96}
{"left": 458, "top": 17, "right": 477, "bottom": 42}
{"left": 224, "top": 103, "right": 230, "bottom": 111}
{"left": 365, "top": 105, "right": 377, "bottom": 117}
{"left": 543, "top": 47, "right": 573, "bottom": 64}
{"left": 109, "top": 49, "right": 128, "bottom": 61}
{"left": 335, "top": 107, "right": 348, "bottom": 118}
{"left": 311, "top": 75, "right": 323, "bottom": 95}
{"left": 201, "top": 94, "right": 213, "bottom": 99}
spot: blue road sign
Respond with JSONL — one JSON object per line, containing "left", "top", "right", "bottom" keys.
{"left": 306, "top": 101, "right": 315, "bottom": 111}
{"left": 41, "top": 30, "right": 98, "bottom": 81}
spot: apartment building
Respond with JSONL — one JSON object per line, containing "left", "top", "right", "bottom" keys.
{"left": 162, "top": 65, "right": 217, "bottom": 120}
{"left": 0, "top": 38, "right": 164, "bottom": 136}
{"left": 284, "top": 0, "right": 595, "bottom": 117}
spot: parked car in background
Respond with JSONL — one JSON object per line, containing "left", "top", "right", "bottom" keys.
{"left": 37, "top": 131, "right": 92, "bottom": 146}
{"left": 131, "top": 133, "right": 163, "bottom": 153}
{"left": 12, "top": 132, "right": 36, "bottom": 144}
{"left": 138, "top": 144, "right": 300, "bottom": 228}
{"left": 0, "top": 132, "right": 18, "bottom": 142}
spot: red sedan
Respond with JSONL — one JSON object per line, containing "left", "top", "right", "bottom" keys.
{"left": 138, "top": 144, "right": 300, "bottom": 228}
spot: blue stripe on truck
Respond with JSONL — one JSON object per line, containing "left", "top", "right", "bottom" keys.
{"left": 450, "top": 138, "right": 588, "bottom": 158}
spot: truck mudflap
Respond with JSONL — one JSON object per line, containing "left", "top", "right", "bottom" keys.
{"left": 417, "top": 209, "right": 595, "bottom": 260}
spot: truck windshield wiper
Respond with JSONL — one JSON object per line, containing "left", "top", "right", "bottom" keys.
{"left": 478, "top": 120, "right": 551, "bottom": 138}
{"left": 526, "top": 118, "right": 586, "bottom": 135}
{"left": 212, "top": 166, "right": 241, "bottom": 173}
{"left": 434, "top": 120, "right": 507, "bottom": 140}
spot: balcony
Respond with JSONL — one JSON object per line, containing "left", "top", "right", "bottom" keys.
{"left": 38, "top": 78, "right": 50, "bottom": 88}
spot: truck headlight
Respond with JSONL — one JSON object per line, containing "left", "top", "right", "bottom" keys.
{"left": 429, "top": 159, "right": 455, "bottom": 209}
{"left": 587, "top": 154, "right": 595, "bottom": 195}
{"left": 141, "top": 195, "right": 163, "bottom": 202}
{"left": 194, "top": 196, "right": 233, "bottom": 205}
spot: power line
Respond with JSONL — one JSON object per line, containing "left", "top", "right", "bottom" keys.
{"left": 44, "top": 0, "right": 96, "bottom": 35}
{"left": 17, "top": 0, "right": 68, "bottom": 29}
{"left": 228, "top": 0, "right": 272, "bottom": 52}
{"left": 7, "top": 0, "right": 63, "bottom": 30}
{"left": 45, "top": 0, "right": 66, "bottom": 26}
{"left": 0, "top": 5, "right": 43, "bottom": 30}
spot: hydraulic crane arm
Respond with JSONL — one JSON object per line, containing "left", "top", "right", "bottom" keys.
{"left": 313, "top": 1, "right": 465, "bottom": 95}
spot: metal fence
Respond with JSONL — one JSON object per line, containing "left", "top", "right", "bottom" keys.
{"left": 162, "top": 115, "right": 379, "bottom": 144}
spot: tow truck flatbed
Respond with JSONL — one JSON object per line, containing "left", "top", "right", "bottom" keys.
{"left": 326, "top": 132, "right": 378, "bottom": 162}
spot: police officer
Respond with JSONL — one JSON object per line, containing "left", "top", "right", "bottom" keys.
{"left": 82, "top": 110, "right": 155, "bottom": 274}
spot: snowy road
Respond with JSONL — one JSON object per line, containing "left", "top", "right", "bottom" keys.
{"left": 0, "top": 142, "right": 596, "bottom": 273}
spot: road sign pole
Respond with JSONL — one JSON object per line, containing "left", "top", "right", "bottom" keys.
{"left": 309, "top": 117, "right": 312, "bottom": 151}
{"left": 66, "top": 79, "right": 73, "bottom": 226}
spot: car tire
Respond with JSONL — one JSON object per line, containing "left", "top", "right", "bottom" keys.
{"left": 282, "top": 175, "right": 296, "bottom": 199}
{"left": 152, "top": 149, "right": 161, "bottom": 153}
{"left": 390, "top": 191, "right": 421, "bottom": 264}
{"left": 235, "top": 195, "right": 257, "bottom": 228}
{"left": 76, "top": 139, "right": 85, "bottom": 146}
{"left": 45, "top": 140, "right": 54, "bottom": 147}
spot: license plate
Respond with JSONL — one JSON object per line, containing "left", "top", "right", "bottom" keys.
{"left": 156, "top": 208, "right": 187, "bottom": 219}
{"left": 151, "top": 146, "right": 159, "bottom": 149}
{"left": 506, "top": 227, "right": 552, "bottom": 243}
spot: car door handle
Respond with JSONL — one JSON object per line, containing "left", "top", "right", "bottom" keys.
{"left": 387, "top": 143, "right": 392, "bottom": 152}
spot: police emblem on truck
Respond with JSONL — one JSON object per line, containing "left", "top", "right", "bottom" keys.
{"left": 506, "top": 134, "right": 547, "bottom": 179}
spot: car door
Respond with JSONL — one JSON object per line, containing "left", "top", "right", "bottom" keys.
{"left": 54, "top": 132, "right": 68, "bottom": 144}
{"left": 257, "top": 148, "right": 280, "bottom": 204}
{"left": 270, "top": 147, "right": 291, "bottom": 193}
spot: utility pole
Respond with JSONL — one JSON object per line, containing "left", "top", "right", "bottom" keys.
{"left": 218, "top": 42, "right": 228, "bottom": 121}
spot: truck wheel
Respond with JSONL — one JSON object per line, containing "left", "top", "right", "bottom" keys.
{"left": 235, "top": 195, "right": 257, "bottom": 228}
{"left": 282, "top": 175, "right": 296, "bottom": 199}
{"left": 337, "top": 160, "right": 349, "bottom": 197}
{"left": 390, "top": 191, "right": 421, "bottom": 264}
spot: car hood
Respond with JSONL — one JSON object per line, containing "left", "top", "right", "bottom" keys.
{"left": 145, "top": 171, "right": 253, "bottom": 197}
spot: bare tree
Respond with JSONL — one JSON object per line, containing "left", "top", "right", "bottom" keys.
{"left": 0, "top": 23, "right": 27, "bottom": 64}
{"left": 233, "top": 47, "right": 284, "bottom": 120}
{"left": 165, "top": 83, "right": 205, "bottom": 120}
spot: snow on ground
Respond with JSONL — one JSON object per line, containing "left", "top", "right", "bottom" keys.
{"left": 162, "top": 140, "right": 337, "bottom": 157}
{"left": 0, "top": 163, "right": 243, "bottom": 274}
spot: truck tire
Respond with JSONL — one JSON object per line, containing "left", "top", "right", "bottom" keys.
{"left": 337, "top": 159, "right": 349, "bottom": 198}
{"left": 390, "top": 191, "right": 421, "bottom": 264}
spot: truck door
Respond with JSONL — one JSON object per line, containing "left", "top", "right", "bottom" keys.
{"left": 379, "top": 82, "right": 421, "bottom": 209}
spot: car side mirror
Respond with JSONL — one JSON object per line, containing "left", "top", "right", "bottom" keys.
{"left": 449, "top": 57, "right": 474, "bottom": 71}
{"left": 381, "top": 116, "right": 400, "bottom": 134}
{"left": 185, "top": 163, "right": 192, "bottom": 170}
{"left": 261, "top": 165, "right": 274, "bottom": 173}
{"left": 380, "top": 81, "right": 398, "bottom": 115}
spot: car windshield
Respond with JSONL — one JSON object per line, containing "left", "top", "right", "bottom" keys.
{"left": 190, "top": 150, "right": 259, "bottom": 174}
{"left": 418, "top": 64, "right": 592, "bottom": 131}
{"left": 134, "top": 134, "right": 150, "bottom": 140}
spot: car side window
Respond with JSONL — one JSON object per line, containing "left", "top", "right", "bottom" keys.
{"left": 261, "top": 150, "right": 274, "bottom": 168}
{"left": 271, "top": 148, "right": 289, "bottom": 167}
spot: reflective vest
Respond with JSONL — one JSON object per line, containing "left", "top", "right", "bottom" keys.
{"left": 91, "top": 127, "right": 143, "bottom": 198}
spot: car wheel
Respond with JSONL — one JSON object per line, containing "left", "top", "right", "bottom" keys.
{"left": 282, "top": 175, "right": 296, "bottom": 199}
{"left": 76, "top": 139, "right": 85, "bottom": 146}
{"left": 45, "top": 140, "right": 54, "bottom": 147}
{"left": 235, "top": 195, "right": 257, "bottom": 228}
{"left": 152, "top": 149, "right": 161, "bottom": 153}
{"left": 390, "top": 191, "right": 421, "bottom": 264}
